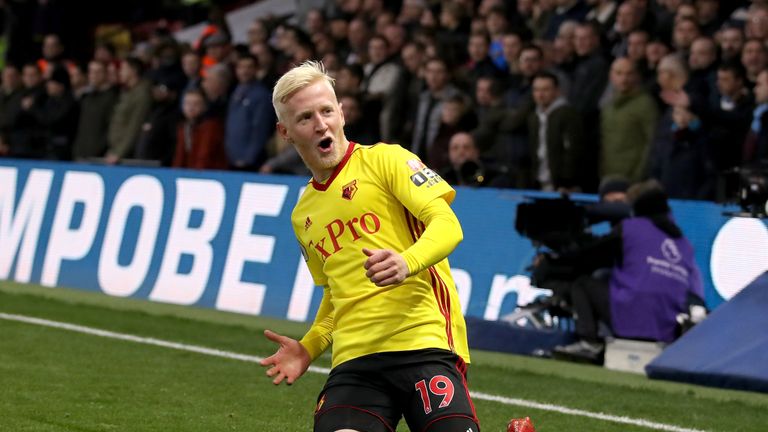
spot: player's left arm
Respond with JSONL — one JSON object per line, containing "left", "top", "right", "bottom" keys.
{"left": 364, "top": 196, "right": 462, "bottom": 286}
{"left": 364, "top": 146, "right": 464, "bottom": 286}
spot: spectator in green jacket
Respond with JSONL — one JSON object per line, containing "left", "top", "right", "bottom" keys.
{"left": 600, "top": 57, "right": 658, "bottom": 183}
{"left": 105, "top": 57, "right": 152, "bottom": 164}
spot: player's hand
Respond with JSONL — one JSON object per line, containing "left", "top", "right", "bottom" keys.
{"left": 259, "top": 330, "right": 311, "bottom": 385}
{"left": 362, "top": 248, "right": 409, "bottom": 286}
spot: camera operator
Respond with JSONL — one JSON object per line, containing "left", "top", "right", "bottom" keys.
{"left": 440, "top": 131, "right": 510, "bottom": 188}
{"left": 549, "top": 180, "right": 705, "bottom": 362}
{"left": 529, "top": 177, "right": 630, "bottom": 297}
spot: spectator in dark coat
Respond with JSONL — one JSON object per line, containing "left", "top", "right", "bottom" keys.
{"left": 0, "top": 65, "right": 23, "bottom": 155}
{"left": 705, "top": 62, "right": 755, "bottom": 173}
{"left": 410, "top": 57, "right": 464, "bottom": 161}
{"left": 672, "top": 17, "right": 700, "bottom": 60}
{"left": 458, "top": 31, "right": 504, "bottom": 92}
{"left": 173, "top": 88, "right": 227, "bottom": 170}
{"left": 568, "top": 22, "right": 609, "bottom": 116}
{"left": 568, "top": 22, "right": 609, "bottom": 189}
{"left": 200, "top": 62, "right": 232, "bottom": 120}
{"left": 390, "top": 41, "right": 425, "bottom": 144}
{"left": 473, "top": 76, "right": 517, "bottom": 165}
{"left": 429, "top": 94, "right": 477, "bottom": 173}
{"left": 528, "top": 72, "right": 584, "bottom": 191}
{"left": 741, "top": 39, "right": 767, "bottom": 88}
{"left": 361, "top": 35, "right": 403, "bottom": 142}
{"left": 134, "top": 71, "right": 182, "bottom": 166}
{"left": 225, "top": 54, "right": 274, "bottom": 170}
{"left": 687, "top": 37, "right": 718, "bottom": 104}
{"left": 717, "top": 25, "right": 744, "bottom": 63}
{"left": 35, "top": 65, "right": 78, "bottom": 160}
{"left": 650, "top": 55, "right": 714, "bottom": 200}
{"left": 72, "top": 60, "right": 118, "bottom": 160}
{"left": 180, "top": 49, "right": 202, "bottom": 96}
{"left": 6, "top": 63, "right": 47, "bottom": 158}
{"left": 475, "top": 45, "right": 544, "bottom": 188}
{"left": 606, "top": 1, "right": 643, "bottom": 58}
{"left": 744, "top": 69, "right": 768, "bottom": 162}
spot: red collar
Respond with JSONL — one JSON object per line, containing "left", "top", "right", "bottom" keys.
{"left": 310, "top": 141, "right": 355, "bottom": 191}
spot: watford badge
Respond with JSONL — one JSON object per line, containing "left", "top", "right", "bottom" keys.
{"left": 341, "top": 180, "right": 358, "bottom": 200}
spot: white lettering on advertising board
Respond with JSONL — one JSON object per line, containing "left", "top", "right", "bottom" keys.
{"left": 216, "top": 183, "right": 287, "bottom": 315}
{"left": 151, "top": 179, "right": 225, "bottom": 305}
{"left": 41, "top": 171, "right": 104, "bottom": 287}
{"left": 99, "top": 175, "right": 164, "bottom": 297}
{"left": 0, "top": 168, "right": 53, "bottom": 282}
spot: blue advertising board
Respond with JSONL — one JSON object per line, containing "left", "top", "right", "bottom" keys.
{"left": 1, "top": 159, "right": 766, "bottom": 322}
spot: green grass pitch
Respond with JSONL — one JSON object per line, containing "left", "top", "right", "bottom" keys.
{"left": 1, "top": 281, "right": 767, "bottom": 431}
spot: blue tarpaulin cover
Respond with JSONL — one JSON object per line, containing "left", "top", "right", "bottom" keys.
{"left": 646, "top": 271, "right": 768, "bottom": 393}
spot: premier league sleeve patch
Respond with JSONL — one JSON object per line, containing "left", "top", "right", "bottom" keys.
{"left": 409, "top": 167, "right": 443, "bottom": 187}
{"left": 410, "top": 171, "right": 428, "bottom": 186}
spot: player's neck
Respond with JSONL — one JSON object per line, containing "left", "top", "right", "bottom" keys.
{"left": 312, "top": 169, "right": 334, "bottom": 184}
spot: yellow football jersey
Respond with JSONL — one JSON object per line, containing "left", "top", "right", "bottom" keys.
{"left": 292, "top": 142, "right": 470, "bottom": 368}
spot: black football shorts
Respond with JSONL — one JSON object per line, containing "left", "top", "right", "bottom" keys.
{"left": 313, "top": 348, "right": 480, "bottom": 432}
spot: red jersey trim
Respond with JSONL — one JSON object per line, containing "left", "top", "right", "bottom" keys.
{"left": 403, "top": 207, "right": 455, "bottom": 352}
{"left": 310, "top": 141, "right": 355, "bottom": 191}
{"left": 454, "top": 357, "right": 479, "bottom": 423}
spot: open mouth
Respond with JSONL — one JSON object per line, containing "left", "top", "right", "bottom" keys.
{"left": 318, "top": 137, "right": 333, "bottom": 151}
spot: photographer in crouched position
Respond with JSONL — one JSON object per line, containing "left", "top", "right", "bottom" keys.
{"left": 538, "top": 180, "right": 705, "bottom": 362}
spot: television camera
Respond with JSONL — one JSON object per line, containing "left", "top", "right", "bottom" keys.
{"left": 502, "top": 194, "right": 631, "bottom": 332}
{"left": 514, "top": 194, "right": 630, "bottom": 254}
{"left": 720, "top": 162, "right": 768, "bottom": 219}
{"left": 736, "top": 163, "right": 768, "bottom": 218}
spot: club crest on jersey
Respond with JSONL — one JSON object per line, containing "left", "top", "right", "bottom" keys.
{"left": 305, "top": 216, "right": 312, "bottom": 230}
{"left": 342, "top": 179, "right": 358, "bottom": 200}
{"left": 406, "top": 158, "right": 426, "bottom": 172}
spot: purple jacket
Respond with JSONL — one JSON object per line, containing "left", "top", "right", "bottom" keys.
{"left": 610, "top": 217, "right": 704, "bottom": 342}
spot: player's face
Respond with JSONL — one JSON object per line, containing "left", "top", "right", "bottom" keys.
{"left": 277, "top": 80, "right": 347, "bottom": 181}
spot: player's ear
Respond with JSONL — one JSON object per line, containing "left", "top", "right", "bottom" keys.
{"left": 338, "top": 101, "right": 345, "bottom": 127}
{"left": 276, "top": 121, "right": 289, "bottom": 141}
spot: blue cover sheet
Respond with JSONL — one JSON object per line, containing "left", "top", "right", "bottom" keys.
{"left": 646, "top": 271, "right": 768, "bottom": 393}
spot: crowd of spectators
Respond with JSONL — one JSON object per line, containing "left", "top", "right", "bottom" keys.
{"left": 1, "top": 0, "right": 768, "bottom": 200}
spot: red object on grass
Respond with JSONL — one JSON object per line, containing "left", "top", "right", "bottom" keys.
{"left": 507, "top": 416, "right": 536, "bottom": 432}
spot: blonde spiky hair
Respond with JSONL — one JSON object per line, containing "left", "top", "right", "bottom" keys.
{"left": 272, "top": 60, "right": 336, "bottom": 122}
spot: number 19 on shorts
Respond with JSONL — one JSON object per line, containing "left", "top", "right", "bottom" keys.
{"left": 415, "top": 375, "right": 455, "bottom": 414}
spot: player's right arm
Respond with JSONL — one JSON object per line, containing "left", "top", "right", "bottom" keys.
{"left": 259, "top": 286, "right": 334, "bottom": 385}
{"left": 260, "top": 236, "right": 332, "bottom": 385}
{"left": 296, "top": 237, "right": 333, "bottom": 360}
{"left": 299, "top": 285, "right": 334, "bottom": 359}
